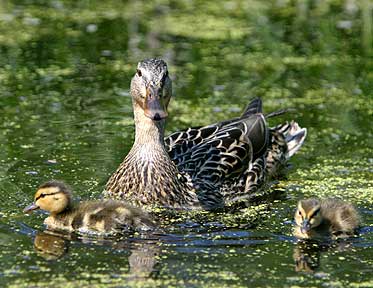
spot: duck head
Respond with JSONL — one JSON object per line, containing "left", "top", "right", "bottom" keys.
{"left": 24, "top": 181, "right": 72, "bottom": 215}
{"left": 295, "top": 199, "right": 322, "bottom": 234}
{"left": 130, "top": 58, "right": 172, "bottom": 122}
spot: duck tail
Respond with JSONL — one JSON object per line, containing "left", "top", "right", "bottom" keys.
{"left": 266, "top": 121, "right": 307, "bottom": 178}
{"left": 280, "top": 121, "right": 307, "bottom": 159}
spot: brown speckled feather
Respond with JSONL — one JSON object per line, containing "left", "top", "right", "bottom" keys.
{"left": 104, "top": 59, "right": 307, "bottom": 210}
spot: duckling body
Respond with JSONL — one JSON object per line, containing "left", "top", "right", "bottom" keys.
{"left": 43, "top": 199, "right": 155, "bottom": 234}
{"left": 24, "top": 181, "right": 155, "bottom": 234}
{"left": 104, "top": 58, "right": 307, "bottom": 210}
{"left": 294, "top": 198, "right": 360, "bottom": 239}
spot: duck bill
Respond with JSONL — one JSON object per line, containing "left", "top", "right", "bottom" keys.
{"left": 300, "top": 219, "right": 311, "bottom": 233}
{"left": 144, "top": 86, "right": 168, "bottom": 121}
{"left": 23, "top": 203, "right": 40, "bottom": 214}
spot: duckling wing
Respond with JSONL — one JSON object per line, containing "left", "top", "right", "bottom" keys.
{"left": 111, "top": 206, "right": 155, "bottom": 232}
{"left": 74, "top": 201, "right": 154, "bottom": 234}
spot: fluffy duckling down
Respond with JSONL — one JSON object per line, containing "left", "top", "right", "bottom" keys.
{"left": 24, "top": 181, "right": 155, "bottom": 234}
{"left": 294, "top": 198, "right": 360, "bottom": 239}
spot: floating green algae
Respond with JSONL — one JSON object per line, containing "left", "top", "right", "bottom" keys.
{"left": 0, "top": 0, "right": 372, "bottom": 287}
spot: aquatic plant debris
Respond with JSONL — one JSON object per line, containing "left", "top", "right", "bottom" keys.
{"left": 0, "top": 0, "right": 372, "bottom": 287}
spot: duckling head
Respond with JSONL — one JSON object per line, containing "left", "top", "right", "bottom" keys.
{"left": 130, "top": 58, "right": 172, "bottom": 122}
{"left": 24, "top": 181, "right": 72, "bottom": 215}
{"left": 295, "top": 199, "right": 322, "bottom": 233}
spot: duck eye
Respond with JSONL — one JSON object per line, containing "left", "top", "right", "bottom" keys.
{"left": 40, "top": 193, "right": 46, "bottom": 198}
{"left": 298, "top": 211, "right": 302, "bottom": 216}
{"left": 136, "top": 69, "right": 142, "bottom": 77}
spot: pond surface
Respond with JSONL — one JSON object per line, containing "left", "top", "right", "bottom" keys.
{"left": 0, "top": 1, "right": 372, "bottom": 287}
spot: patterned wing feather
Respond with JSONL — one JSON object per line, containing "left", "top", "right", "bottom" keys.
{"left": 239, "top": 114, "right": 269, "bottom": 159}
{"left": 165, "top": 113, "right": 269, "bottom": 188}
{"left": 240, "top": 97, "right": 262, "bottom": 118}
{"left": 167, "top": 125, "right": 253, "bottom": 184}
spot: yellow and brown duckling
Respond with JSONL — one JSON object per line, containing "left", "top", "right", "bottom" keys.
{"left": 294, "top": 198, "right": 360, "bottom": 239}
{"left": 24, "top": 181, "right": 155, "bottom": 234}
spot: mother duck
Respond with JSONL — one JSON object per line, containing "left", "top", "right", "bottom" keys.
{"left": 104, "top": 59, "right": 307, "bottom": 210}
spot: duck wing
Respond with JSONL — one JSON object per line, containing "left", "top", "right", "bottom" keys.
{"left": 165, "top": 98, "right": 269, "bottom": 185}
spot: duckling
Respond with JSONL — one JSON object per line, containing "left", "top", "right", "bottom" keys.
{"left": 24, "top": 181, "right": 155, "bottom": 234}
{"left": 294, "top": 198, "right": 360, "bottom": 239}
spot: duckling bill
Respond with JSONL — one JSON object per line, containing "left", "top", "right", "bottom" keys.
{"left": 24, "top": 181, "right": 155, "bottom": 234}
{"left": 294, "top": 198, "right": 360, "bottom": 239}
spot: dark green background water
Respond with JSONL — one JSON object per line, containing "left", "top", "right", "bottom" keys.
{"left": 0, "top": 0, "right": 372, "bottom": 287}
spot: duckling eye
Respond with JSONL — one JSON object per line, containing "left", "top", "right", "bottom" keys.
{"left": 137, "top": 69, "right": 142, "bottom": 77}
{"left": 298, "top": 211, "right": 302, "bottom": 216}
{"left": 40, "top": 193, "right": 46, "bottom": 198}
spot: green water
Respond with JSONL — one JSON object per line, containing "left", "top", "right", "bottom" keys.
{"left": 0, "top": 0, "right": 372, "bottom": 287}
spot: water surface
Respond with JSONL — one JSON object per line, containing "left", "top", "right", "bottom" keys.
{"left": 0, "top": 1, "right": 372, "bottom": 287}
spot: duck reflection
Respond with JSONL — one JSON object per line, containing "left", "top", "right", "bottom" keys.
{"left": 128, "top": 242, "right": 160, "bottom": 279}
{"left": 293, "top": 238, "right": 356, "bottom": 273}
{"left": 33, "top": 231, "right": 68, "bottom": 260}
{"left": 293, "top": 240, "right": 322, "bottom": 272}
{"left": 32, "top": 229, "right": 161, "bottom": 279}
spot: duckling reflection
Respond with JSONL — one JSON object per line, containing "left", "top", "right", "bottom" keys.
{"left": 32, "top": 227, "right": 161, "bottom": 280}
{"left": 24, "top": 181, "right": 155, "bottom": 234}
{"left": 34, "top": 231, "right": 68, "bottom": 260}
{"left": 292, "top": 238, "right": 358, "bottom": 273}
{"left": 293, "top": 240, "right": 322, "bottom": 272}
{"left": 294, "top": 198, "right": 360, "bottom": 240}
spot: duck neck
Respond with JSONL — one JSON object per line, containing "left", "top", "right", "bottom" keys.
{"left": 51, "top": 201, "right": 75, "bottom": 218}
{"left": 132, "top": 102, "right": 166, "bottom": 147}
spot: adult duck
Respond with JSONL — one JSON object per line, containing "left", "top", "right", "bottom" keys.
{"left": 104, "top": 59, "right": 307, "bottom": 210}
